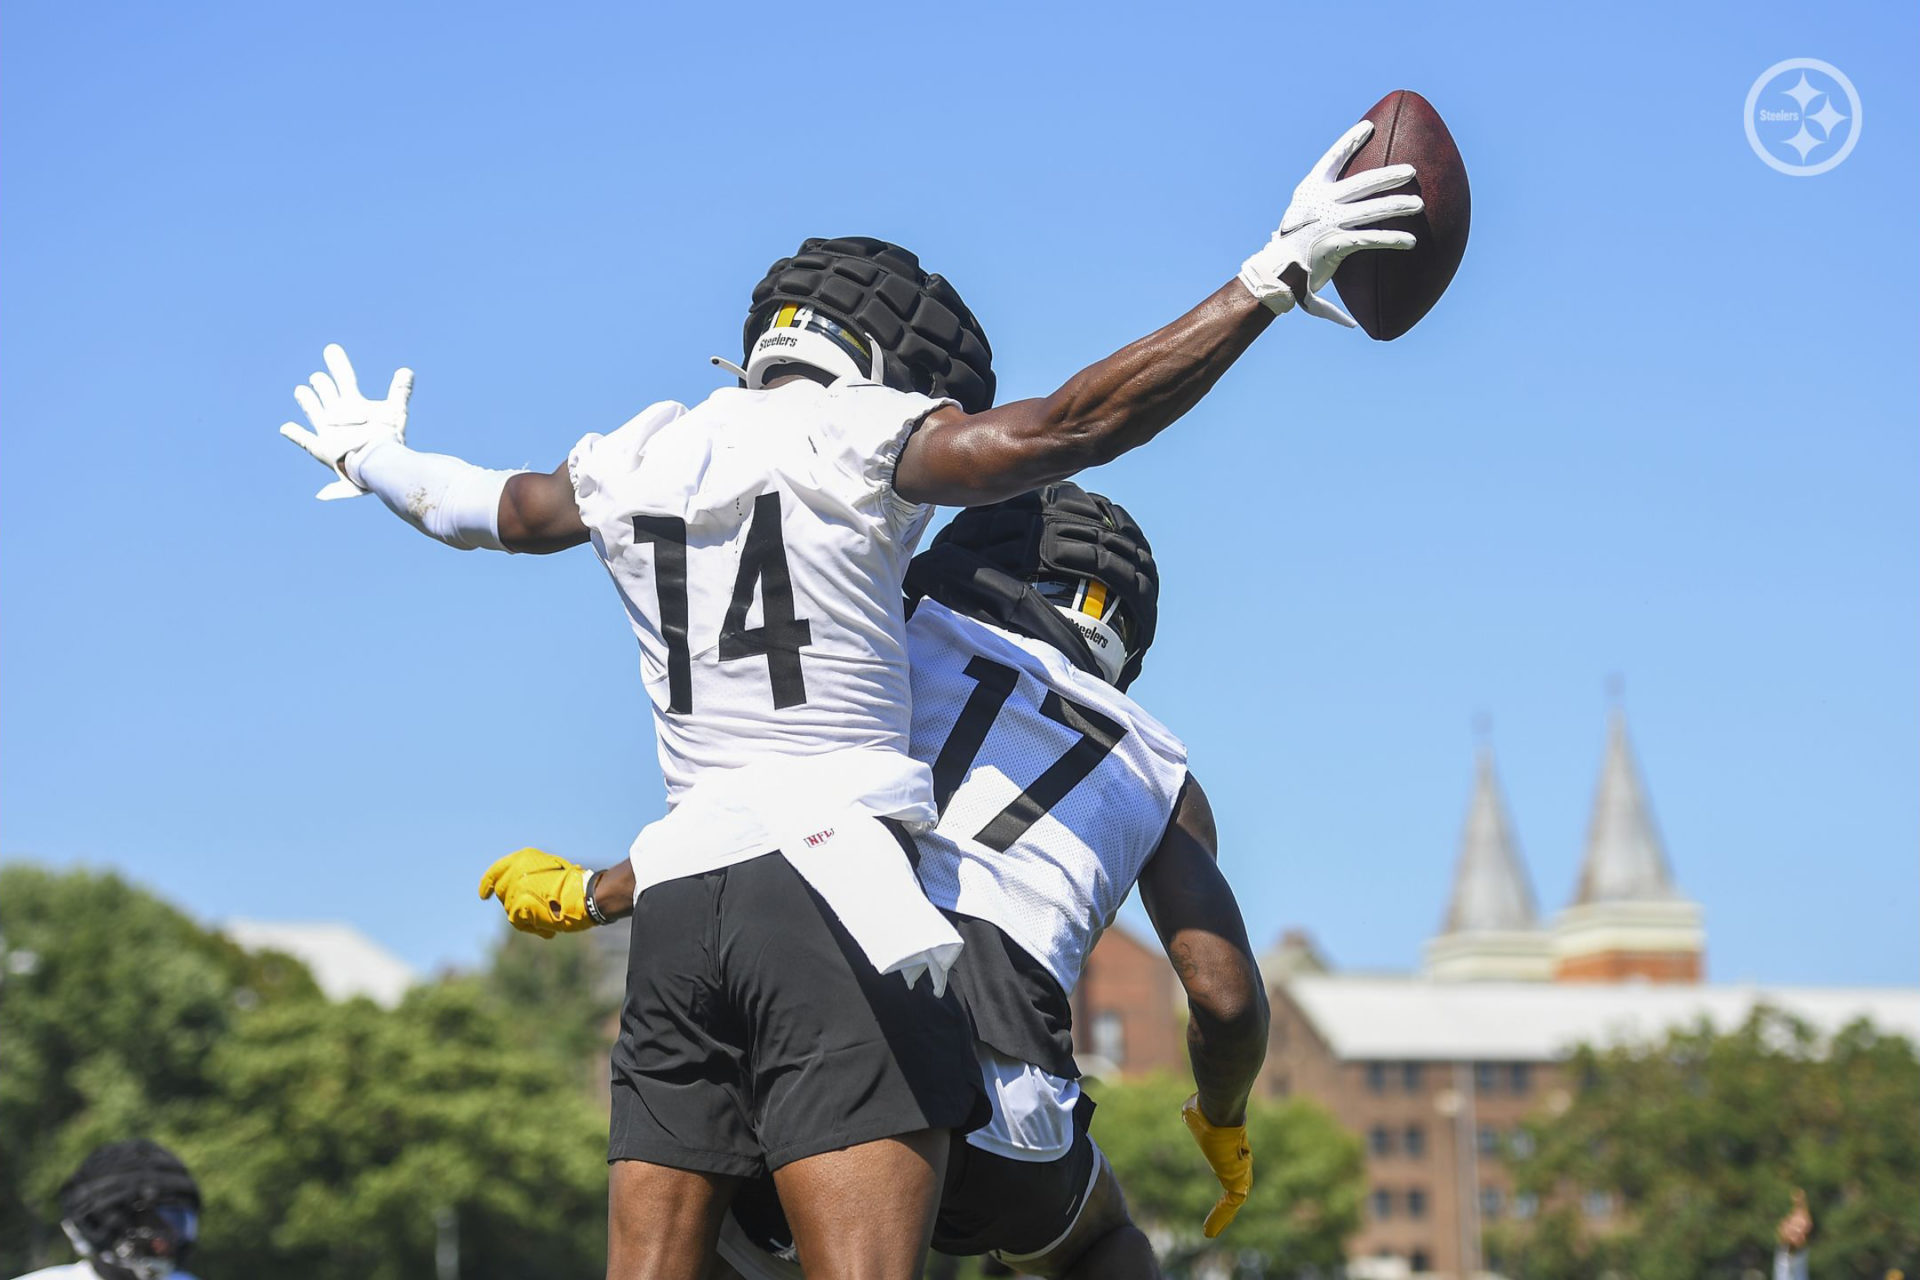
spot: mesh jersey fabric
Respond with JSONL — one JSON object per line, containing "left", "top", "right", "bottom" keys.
{"left": 906, "top": 599, "right": 1190, "bottom": 996}
{"left": 569, "top": 379, "right": 953, "bottom": 817}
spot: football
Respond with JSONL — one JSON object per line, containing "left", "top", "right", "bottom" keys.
{"left": 1332, "top": 89, "right": 1471, "bottom": 341}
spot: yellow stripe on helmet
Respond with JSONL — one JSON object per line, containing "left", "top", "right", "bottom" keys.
{"left": 1081, "top": 579, "right": 1108, "bottom": 618}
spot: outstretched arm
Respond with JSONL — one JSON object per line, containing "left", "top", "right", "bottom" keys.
{"left": 894, "top": 282, "right": 1272, "bottom": 507}
{"left": 1139, "top": 775, "right": 1268, "bottom": 1125}
{"left": 892, "top": 121, "right": 1420, "bottom": 507}
{"left": 280, "top": 343, "right": 588, "bottom": 554}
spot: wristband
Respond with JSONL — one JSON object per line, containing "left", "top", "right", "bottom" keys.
{"left": 583, "top": 869, "right": 611, "bottom": 926}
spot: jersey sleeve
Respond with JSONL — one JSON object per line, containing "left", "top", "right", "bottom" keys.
{"left": 817, "top": 383, "right": 955, "bottom": 528}
{"left": 567, "top": 399, "right": 688, "bottom": 535}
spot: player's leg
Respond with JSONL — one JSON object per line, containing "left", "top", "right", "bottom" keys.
{"left": 771, "top": 1129, "right": 948, "bottom": 1279}
{"left": 718, "top": 850, "right": 983, "bottom": 1279}
{"left": 607, "top": 1159, "right": 738, "bottom": 1280}
{"left": 951, "top": 1138, "right": 1158, "bottom": 1280}
{"left": 606, "top": 872, "right": 765, "bottom": 1280}
{"left": 1045, "top": 1154, "right": 1157, "bottom": 1280}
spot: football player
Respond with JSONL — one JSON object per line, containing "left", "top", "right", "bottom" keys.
{"left": 282, "top": 125, "right": 1415, "bottom": 1280}
{"left": 701, "top": 485, "right": 1265, "bottom": 1279}
{"left": 13, "top": 1141, "right": 201, "bottom": 1280}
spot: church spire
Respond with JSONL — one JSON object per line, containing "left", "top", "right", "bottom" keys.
{"left": 1570, "top": 710, "right": 1677, "bottom": 905}
{"left": 1551, "top": 699, "right": 1704, "bottom": 983}
{"left": 1442, "top": 749, "right": 1540, "bottom": 933}
{"left": 1425, "top": 738, "right": 1552, "bottom": 982}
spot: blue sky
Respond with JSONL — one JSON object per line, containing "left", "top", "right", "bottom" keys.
{"left": 3, "top": 1, "right": 1914, "bottom": 987}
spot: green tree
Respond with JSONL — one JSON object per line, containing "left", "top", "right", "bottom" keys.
{"left": 0, "top": 864, "right": 612, "bottom": 1279}
{"left": 176, "top": 978, "right": 609, "bottom": 1280}
{"left": 1088, "top": 1073, "right": 1364, "bottom": 1278}
{"left": 483, "top": 923, "right": 622, "bottom": 1072}
{"left": 0, "top": 863, "right": 319, "bottom": 1268}
{"left": 1494, "top": 1007, "right": 1920, "bottom": 1280}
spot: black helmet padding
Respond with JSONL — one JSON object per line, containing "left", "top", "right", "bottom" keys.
{"left": 907, "top": 483, "right": 1159, "bottom": 689}
{"left": 746, "top": 236, "right": 995, "bottom": 414}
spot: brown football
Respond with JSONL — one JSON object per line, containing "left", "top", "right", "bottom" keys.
{"left": 1331, "top": 89, "right": 1470, "bottom": 341}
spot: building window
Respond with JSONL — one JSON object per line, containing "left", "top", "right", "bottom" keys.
{"left": 1480, "top": 1186, "right": 1504, "bottom": 1220}
{"left": 1406, "top": 1187, "right": 1428, "bottom": 1219}
{"left": 1475, "top": 1061, "right": 1499, "bottom": 1093}
{"left": 1368, "top": 1125, "right": 1394, "bottom": 1157}
{"left": 1583, "top": 1190, "right": 1615, "bottom": 1220}
{"left": 1410, "top": 1250, "right": 1432, "bottom": 1274}
{"left": 1509, "top": 1128, "right": 1536, "bottom": 1159}
{"left": 1402, "top": 1061, "right": 1424, "bottom": 1092}
{"left": 1512, "top": 1192, "right": 1539, "bottom": 1221}
{"left": 1508, "top": 1062, "right": 1532, "bottom": 1094}
{"left": 1403, "top": 1124, "right": 1427, "bottom": 1158}
{"left": 1371, "top": 1188, "right": 1393, "bottom": 1220}
{"left": 1091, "top": 1011, "right": 1125, "bottom": 1068}
{"left": 1477, "top": 1124, "right": 1500, "bottom": 1156}
{"left": 1366, "top": 1062, "right": 1389, "bottom": 1094}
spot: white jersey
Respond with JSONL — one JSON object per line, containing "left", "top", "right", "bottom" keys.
{"left": 569, "top": 379, "right": 950, "bottom": 811}
{"left": 907, "top": 599, "right": 1190, "bottom": 997}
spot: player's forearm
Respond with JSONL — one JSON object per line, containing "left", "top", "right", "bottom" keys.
{"left": 1186, "top": 980, "right": 1270, "bottom": 1127}
{"left": 590, "top": 859, "right": 636, "bottom": 921}
{"left": 348, "top": 440, "right": 523, "bottom": 552}
{"left": 895, "top": 280, "right": 1271, "bottom": 506}
{"left": 1028, "top": 278, "right": 1273, "bottom": 473}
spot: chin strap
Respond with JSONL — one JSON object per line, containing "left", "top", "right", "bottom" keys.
{"left": 904, "top": 546, "right": 1109, "bottom": 684}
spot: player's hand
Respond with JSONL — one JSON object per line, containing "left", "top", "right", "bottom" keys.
{"left": 279, "top": 343, "right": 413, "bottom": 500}
{"left": 1182, "top": 1094, "right": 1252, "bottom": 1238}
{"left": 1240, "top": 121, "right": 1422, "bottom": 327}
{"left": 478, "top": 848, "right": 594, "bottom": 938}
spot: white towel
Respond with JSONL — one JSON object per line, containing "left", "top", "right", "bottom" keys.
{"left": 779, "top": 809, "right": 963, "bottom": 997}
{"left": 624, "top": 751, "right": 962, "bottom": 995}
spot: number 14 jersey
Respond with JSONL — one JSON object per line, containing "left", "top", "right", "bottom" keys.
{"left": 569, "top": 379, "right": 952, "bottom": 809}
{"left": 906, "top": 598, "right": 1191, "bottom": 996}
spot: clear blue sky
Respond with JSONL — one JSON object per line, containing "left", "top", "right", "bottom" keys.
{"left": 3, "top": 1, "right": 1914, "bottom": 987}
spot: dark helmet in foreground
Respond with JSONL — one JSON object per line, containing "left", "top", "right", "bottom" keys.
{"left": 58, "top": 1140, "right": 200, "bottom": 1280}
{"left": 715, "top": 236, "right": 995, "bottom": 413}
{"left": 923, "top": 483, "right": 1158, "bottom": 688}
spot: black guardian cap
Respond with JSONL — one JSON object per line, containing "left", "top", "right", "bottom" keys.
{"left": 745, "top": 237, "right": 995, "bottom": 413}
{"left": 908, "top": 483, "right": 1159, "bottom": 689}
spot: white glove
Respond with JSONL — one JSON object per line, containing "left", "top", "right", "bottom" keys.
{"left": 1241, "top": 121, "right": 1423, "bottom": 327}
{"left": 279, "top": 344, "right": 414, "bottom": 500}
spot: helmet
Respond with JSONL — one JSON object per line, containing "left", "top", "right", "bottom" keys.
{"left": 734, "top": 236, "right": 995, "bottom": 413}
{"left": 928, "top": 483, "right": 1158, "bottom": 688}
{"left": 58, "top": 1140, "right": 200, "bottom": 1280}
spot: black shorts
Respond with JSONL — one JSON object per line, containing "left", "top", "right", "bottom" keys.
{"left": 609, "top": 849, "right": 986, "bottom": 1177}
{"left": 931, "top": 1097, "right": 1098, "bottom": 1258}
{"left": 725, "top": 1103, "right": 1098, "bottom": 1264}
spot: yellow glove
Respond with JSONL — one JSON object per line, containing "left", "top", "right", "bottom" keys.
{"left": 1182, "top": 1094, "right": 1252, "bottom": 1238}
{"left": 478, "top": 849, "right": 593, "bottom": 938}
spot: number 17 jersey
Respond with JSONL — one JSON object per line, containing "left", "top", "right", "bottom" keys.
{"left": 906, "top": 598, "right": 1191, "bottom": 996}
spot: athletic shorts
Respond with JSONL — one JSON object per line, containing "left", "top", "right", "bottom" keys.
{"left": 931, "top": 1096, "right": 1099, "bottom": 1258}
{"left": 722, "top": 1093, "right": 1099, "bottom": 1264}
{"left": 608, "top": 850, "right": 986, "bottom": 1177}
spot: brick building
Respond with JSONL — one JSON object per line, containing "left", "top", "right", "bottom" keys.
{"left": 1078, "top": 708, "right": 1920, "bottom": 1279}
{"left": 1261, "top": 710, "right": 1917, "bottom": 1279}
